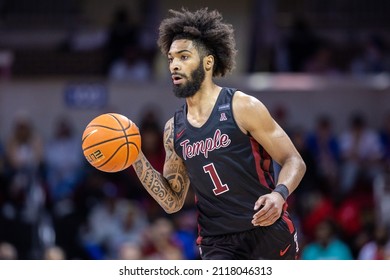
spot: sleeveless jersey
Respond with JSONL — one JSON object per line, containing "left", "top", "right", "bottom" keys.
{"left": 174, "top": 87, "right": 276, "bottom": 238}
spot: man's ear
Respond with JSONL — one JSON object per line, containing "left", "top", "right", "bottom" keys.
{"left": 204, "top": 55, "right": 214, "bottom": 71}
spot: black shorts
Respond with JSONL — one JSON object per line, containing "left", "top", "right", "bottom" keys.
{"left": 198, "top": 212, "right": 298, "bottom": 260}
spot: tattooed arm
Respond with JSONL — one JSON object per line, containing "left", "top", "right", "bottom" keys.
{"left": 132, "top": 117, "right": 190, "bottom": 214}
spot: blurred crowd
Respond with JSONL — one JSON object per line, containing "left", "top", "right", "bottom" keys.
{"left": 279, "top": 18, "right": 390, "bottom": 75}
{"left": 0, "top": 109, "right": 198, "bottom": 260}
{"left": 101, "top": 7, "right": 390, "bottom": 80}
{"left": 2, "top": 3, "right": 390, "bottom": 80}
{"left": 285, "top": 110, "right": 390, "bottom": 260}
{"left": 1, "top": 106, "right": 390, "bottom": 260}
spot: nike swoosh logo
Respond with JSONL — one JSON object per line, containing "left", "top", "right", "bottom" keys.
{"left": 176, "top": 129, "right": 185, "bottom": 138}
{"left": 280, "top": 244, "right": 291, "bottom": 256}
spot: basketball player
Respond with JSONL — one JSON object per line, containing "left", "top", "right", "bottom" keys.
{"left": 132, "top": 8, "right": 306, "bottom": 259}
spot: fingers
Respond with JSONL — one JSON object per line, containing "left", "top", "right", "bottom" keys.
{"left": 252, "top": 209, "right": 280, "bottom": 226}
{"left": 252, "top": 204, "right": 279, "bottom": 226}
{"left": 252, "top": 194, "right": 283, "bottom": 226}
{"left": 253, "top": 197, "right": 265, "bottom": 211}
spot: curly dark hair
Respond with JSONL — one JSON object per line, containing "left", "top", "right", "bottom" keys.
{"left": 157, "top": 7, "right": 237, "bottom": 77}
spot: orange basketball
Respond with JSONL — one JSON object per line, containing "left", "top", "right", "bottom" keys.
{"left": 82, "top": 113, "right": 141, "bottom": 172}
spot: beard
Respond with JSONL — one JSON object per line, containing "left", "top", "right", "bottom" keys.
{"left": 172, "top": 61, "right": 205, "bottom": 98}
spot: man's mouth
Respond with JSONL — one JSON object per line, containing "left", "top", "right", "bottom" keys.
{"left": 172, "top": 74, "right": 184, "bottom": 85}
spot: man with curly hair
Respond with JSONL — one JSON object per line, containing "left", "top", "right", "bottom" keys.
{"left": 132, "top": 8, "right": 306, "bottom": 259}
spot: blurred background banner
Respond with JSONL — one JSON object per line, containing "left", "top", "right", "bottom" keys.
{"left": 64, "top": 83, "right": 108, "bottom": 109}
{"left": 1, "top": 0, "right": 390, "bottom": 260}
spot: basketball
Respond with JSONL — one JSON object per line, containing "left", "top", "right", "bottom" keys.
{"left": 82, "top": 113, "right": 141, "bottom": 172}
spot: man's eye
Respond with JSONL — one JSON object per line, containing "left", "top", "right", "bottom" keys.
{"left": 181, "top": 55, "right": 188, "bottom": 60}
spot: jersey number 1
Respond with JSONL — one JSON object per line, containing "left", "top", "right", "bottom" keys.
{"left": 203, "top": 163, "right": 230, "bottom": 195}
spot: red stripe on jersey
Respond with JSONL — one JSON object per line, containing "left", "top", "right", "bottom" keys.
{"left": 282, "top": 212, "right": 295, "bottom": 234}
{"left": 250, "top": 137, "right": 273, "bottom": 191}
{"left": 195, "top": 194, "right": 203, "bottom": 245}
{"left": 261, "top": 148, "right": 275, "bottom": 187}
{"left": 196, "top": 234, "right": 202, "bottom": 245}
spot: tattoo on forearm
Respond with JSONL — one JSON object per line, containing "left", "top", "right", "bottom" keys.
{"left": 165, "top": 162, "right": 187, "bottom": 193}
{"left": 132, "top": 119, "right": 189, "bottom": 212}
{"left": 134, "top": 158, "right": 175, "bottom": 209}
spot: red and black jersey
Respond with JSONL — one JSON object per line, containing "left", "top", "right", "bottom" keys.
{"left": 174, "top": 87, "right": 276, "bottom": 239}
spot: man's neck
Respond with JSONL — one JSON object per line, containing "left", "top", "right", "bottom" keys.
{"left": 185, "top": 83, "right": 222, "bottom": 128}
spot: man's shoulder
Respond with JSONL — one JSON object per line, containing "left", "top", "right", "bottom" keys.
{"left": 165, "top": 117, "right": 174, "bottom": 127}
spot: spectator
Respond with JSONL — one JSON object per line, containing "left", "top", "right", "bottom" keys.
{"left": 373, "top": 171, "right": 390, "bottom": 230}
{"left": 108, "top": 46, "right": 152, "bottom": 81}
{"left": 139, "top": 112, "right": 165, "bottom": 173}
{"left": 301, "top": 190, "right": 336, "bottom": 240}
{"left": 142, "top": 217, "right": 184, "bottom": 260}
{"left": 271, "top": 104, "right": 292, "bottom": 136}
{"left": 334, "top": 190, "right": 374, "bottom": 246}
{"left": 117, "top": 241, "right": 144, "bottom": 260}
{"left": 306, "top": 115, "right": 341, "bottom": 195}
{"left": 80, "top": 184, "right": 148, "bottom": 259}
{"left": 339, "top": 113, "right": 383, "bottom": 196}
{"left": 107, "top": 200, "right": 149, "bottom": 259}
{"left": 172, "top": 209, "right": 199, "bottom": 260}
{"left": 43, "top": 116, "right": 86, "bottom": 260}
{"left": 303, "top": 42, "right": 340, "bottom": 75}
{"left": 2, "top": 113, "right": 46, "bottom": 259}
{"left": 0, "top": 242, "right": 18, "bottom": 260}
{"left": 43, "top": 245, "right": 66, "bottom": 260}
{"left": 284, "top": 16, "right": 322, "bottom": 72}
{"left": 45, "top": 116, "right": 84, "bottom": 204}
{"left": 105, "top": 7, "right": 141, "bottom": 75}
{"left": 5, "top": 113, "right": 44, "bottom": 174}
{"left": 301, "top": 219, "right": 353, "bottom": 260}
{"left": 288, "top": 126, "right": 318, "bottom": 200}
{"left": 358, "top": 225, "right": 390, "bottom": 260}
{"left": 350, "top": 34, "right": 390, "bottom": 74}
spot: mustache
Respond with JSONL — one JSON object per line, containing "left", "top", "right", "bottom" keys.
{"left": 172, "top": 72, "right": 188, "bottom": 79}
